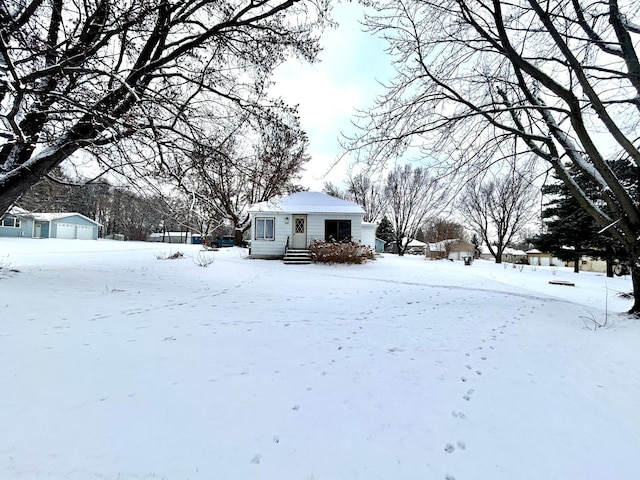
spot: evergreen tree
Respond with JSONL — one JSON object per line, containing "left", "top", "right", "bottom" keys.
{"left": 376, "top": 216, "right": 395, "bottom": 248}
{"left": 471, "top": 233, "right": 481, "bottom": 256}
{"left": 534, "top": 161, "right": 636, "bottom": 275}
{"left": 535, "top": 181, "right": 602, "bottom": 273}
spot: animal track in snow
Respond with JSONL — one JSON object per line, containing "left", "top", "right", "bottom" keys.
{"left": 444, "top": 443, "right": 455, "bottom": 453}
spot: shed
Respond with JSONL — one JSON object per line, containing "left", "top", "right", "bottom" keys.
{"left": 247, "top": 192, "right": 370, "bottom": 259}
{"left": 0, "top": 208, "right": 100, "bottom": 240}
{"left": 527, "top": 249, "right": 561, "bottom": 267}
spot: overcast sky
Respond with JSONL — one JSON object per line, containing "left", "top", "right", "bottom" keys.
{"left": 270, "top": 2, "right": 395, "bottom": 191}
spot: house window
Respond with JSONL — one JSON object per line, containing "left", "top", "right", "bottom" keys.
{"left": 325, "top": 220, "right": 351, "bottom": 242}
{"left": 255, "top": 217, "right": 275, "bottom": 240}
{"left": 1, "top": 217, "right": 20, "bottom": 228}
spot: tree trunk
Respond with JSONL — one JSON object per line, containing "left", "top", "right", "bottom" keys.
{"left": 606, "top": 245, "right": 614, "bottom": 278}
{"left": 629, "top": 263, "right": 640, "bottom": 315}
{"left": 573, "top": 253, "right": 580, "bottom": 273}
{"left": 495, "top": 247, "right": 503, "bottom": 264}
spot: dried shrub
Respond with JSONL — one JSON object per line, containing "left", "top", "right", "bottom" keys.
{"left": 309, "top": 239, "right": 375, "bottom": 264}
{"left": 156, "top": 251, "right": 184, "bottom": 260}
{"left": 193, "top": 250, "right": 215, "bottom": 267}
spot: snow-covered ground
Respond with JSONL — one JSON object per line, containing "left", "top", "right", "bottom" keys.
{"left": 1, "top": 238, "right": 639, "bottom": 480}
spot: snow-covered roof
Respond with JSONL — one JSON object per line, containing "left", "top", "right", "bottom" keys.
{"left": 8, "top": 207, "right": 101, "bottom": 225}
{"left": 248, "top": 192, "right": 365, "bottom": 214}
{"left": 479, "top": 245, "right": 526, "bottom": 256}
{"left": 405, "top": 237, "right": 427, "bottom": 247}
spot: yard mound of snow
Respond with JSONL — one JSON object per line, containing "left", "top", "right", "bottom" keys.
{"left": 1, "top": 238, "right": 639, "bottom": 480}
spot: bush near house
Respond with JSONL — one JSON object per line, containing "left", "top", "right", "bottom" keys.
{"left": 309, "top": 240, "right": 375, "bottom": 264}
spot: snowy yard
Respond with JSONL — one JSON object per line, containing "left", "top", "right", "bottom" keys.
{"left": 1, "top": 238, "right": 639, "bottom": 480}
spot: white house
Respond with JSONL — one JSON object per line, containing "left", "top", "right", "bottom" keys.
{"left": 247, "top": 192, "right": 373, "bottom": 259}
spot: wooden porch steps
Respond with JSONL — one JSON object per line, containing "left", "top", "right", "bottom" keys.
{"left": 283, "top": 249, "right": 312, "bottom": 265}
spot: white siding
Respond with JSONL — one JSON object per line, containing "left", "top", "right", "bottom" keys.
{"left": 360, "top": 223, "right": 377, "bottom": 250}
{"left": 250, "top": 212, "right": 366, "bottom": 258}
{"left": 250, "top": 213, "right": 289, "bottom": 258}
{"left": 306, "top": 213, "right": 363, "bottom": 245}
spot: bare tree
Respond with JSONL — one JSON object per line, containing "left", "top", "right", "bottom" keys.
{"left": 324, "top": 171, "right": 387, "bottom": 223}
{"left": 322, "top": 181, "right": 346, "bottom": 199}
{"left": 423, "top": 217, "right": 468, "bottom": 258}
{"left": 346, "top": 172, "right": 387, "bottom": 223}
{"left": 0, "top": 0, "right": 329, "bottom": 214}
{"left": 424, "top": 217, "right": 467, "bottom": 243}
{"left": 459, "top": 166, "right": 538, "bottom": 263}
{"left": 168, "top": 115, "right": 308, "bottom": 244}
{"left": 348, "top": 0, "right": 640, "bottom": 313}
{"left": 385, "top": 164, "right": 446, "bottom": 255}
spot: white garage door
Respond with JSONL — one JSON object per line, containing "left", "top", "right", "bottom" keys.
{"left": 56, "top": 223, "right": 76, "bottom": 239}
{"left": 76, "top": 225, "right": 94, "bottom": 240}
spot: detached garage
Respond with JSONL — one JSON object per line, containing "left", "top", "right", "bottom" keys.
{"left": 0, "top": 208, "right": 100, "bottom": 240}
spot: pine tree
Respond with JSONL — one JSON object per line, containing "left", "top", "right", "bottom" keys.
{"left": 376, "top": 216, "right": 395, "bottom": 248}
{"left": 534, "top": 162, "right": 635, "bottom": 275}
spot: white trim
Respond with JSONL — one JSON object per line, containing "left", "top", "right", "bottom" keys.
{"left": 255, "top": 217, "right": 275, "bottom": 241}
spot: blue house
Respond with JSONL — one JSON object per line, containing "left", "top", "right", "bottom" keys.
{"left": 0, "top": 207, "right": 101, "bottom": 240}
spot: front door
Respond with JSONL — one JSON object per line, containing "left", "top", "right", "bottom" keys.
{"left": 292, "top": 215, "right": 307, "bottom": 249}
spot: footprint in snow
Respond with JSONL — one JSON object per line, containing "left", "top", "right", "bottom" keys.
{"left": 444, "top": 443, "right": 455, "bottom": 453}
{"left": 251, "top": 453, "right": 262, "bottom": 464}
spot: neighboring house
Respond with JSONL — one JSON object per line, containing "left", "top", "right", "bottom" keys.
{"left": 503, "top": 247, "right": 528, "bottom": 264}
{"left": 405, "top": 238, "right": 427, "bottom": 254}
{"left": 570, "top": 255, "right": 606, "bottom": 273}
{"left": 247, "top": 191, "right": 373, "bottom": 259}
{"left": 479, "top": 244, "right": 494, "bottom": 261}
{"left": 389, "top": 237, "right": 426, "bottom": 254}
{"left": 0, "top": 207, "right": 100, "bottom": 240}
{"left": 374, "top": 237, "right": 385, "bottom": 253}
{"left": 479, "top": 245, "right": 528, "bottom": 263}
{"left": 448, "top": 240, "right": 476, "bottom": 261}
{"left": 427, "top": 239, "right": 474, "bottom": 260}
{"left": 526, "top": 249, "right": 563, "bottom": 267}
